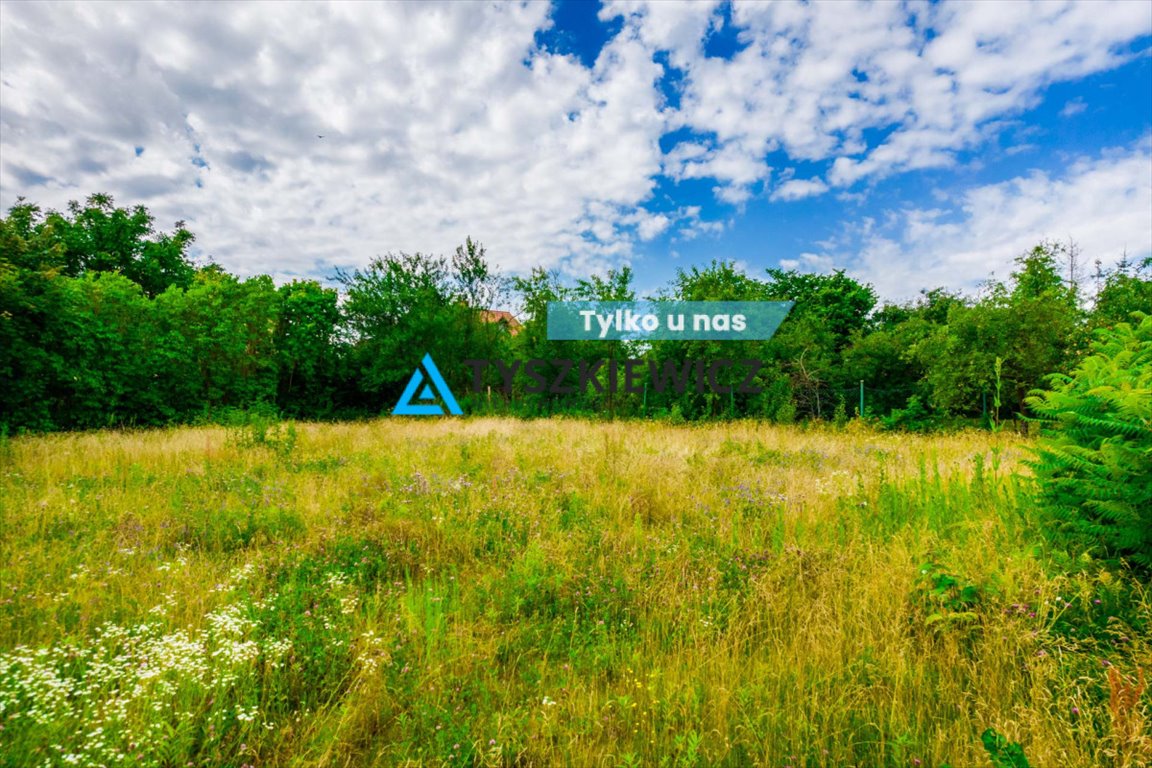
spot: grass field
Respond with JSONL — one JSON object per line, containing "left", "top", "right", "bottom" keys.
{"left": 0, "top": 419, "right": 1148, "bottom": 767}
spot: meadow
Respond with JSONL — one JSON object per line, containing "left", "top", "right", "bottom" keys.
{"left": 0, "top": 418, "right": 1147, "bottom": 767}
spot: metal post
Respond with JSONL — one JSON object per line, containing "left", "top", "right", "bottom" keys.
{"left": 859, "top": 380, "right": 864, "bottom": 419}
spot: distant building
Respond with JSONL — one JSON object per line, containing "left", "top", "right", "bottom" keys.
{"left": 479, "top": 309, "right": 522, "bottom": 335}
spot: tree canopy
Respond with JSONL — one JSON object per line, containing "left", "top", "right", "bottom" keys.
{"left": 2, "top": 196, "right": 1146, "bottom": 432}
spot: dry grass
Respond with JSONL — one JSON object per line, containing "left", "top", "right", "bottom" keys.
{"left": 0, "top": 418, "right": 1148, "bottom": 767}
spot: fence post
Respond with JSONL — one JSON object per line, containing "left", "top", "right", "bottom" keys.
{"left": 859, "top": 380, "right": 864, "bottom": 419}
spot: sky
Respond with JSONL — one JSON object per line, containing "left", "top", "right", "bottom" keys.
{"left": 1, "top": 0, "right": 1150, "bottom": 302}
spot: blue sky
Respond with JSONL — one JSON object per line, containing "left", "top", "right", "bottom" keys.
{"left": 1, "top": 0, "right": 1150, "bottom": 302}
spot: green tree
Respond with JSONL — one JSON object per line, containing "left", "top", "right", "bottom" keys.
{"left": 508, "top": 266, "right": 636, "bottom": 416}
{"left": 339, "top": 242, "right": 507, "bottom": 409}
{"left": 1092, "top": 255, "right": 1152, "bottom": 330}
{"left": 914, "top": 243, "right": 1084, "bottom": 421}
{"left": 764, "top": 268, "right": 877, "bottom": 420}
{"left": 153, "top": 268, "right": 280, "bottom": 414}
{"left": 24, "top": 194, "right": 196, "bottom": 296}
{"left": 652, "top": 261, "right": 786, "bottom": 419}
{"left": 0, "top": 258, "right": 76, "bottom": 430}
{"left": 339, "top": 252, "right": 455, "bottom": 403}
{"left": 841, "top": 289, "right": 962, "bottom": 420}
{"left": 275, "top": 280, "right": 342, "bottom": 416}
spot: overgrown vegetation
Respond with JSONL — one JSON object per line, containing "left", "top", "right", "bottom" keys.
{"left": 4, "top": 194, "right": 1149, "bottom": 432}
{"left": 1026, "top": 314, "right": 1152, "bottom": 572}
{"left": 1, "top": 420, "right": 1149, "bottom": 766}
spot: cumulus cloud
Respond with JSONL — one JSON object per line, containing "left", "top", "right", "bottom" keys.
{"left": 1, "top": 0, "right": 1149, "bottom": 289}
{"left": 822, "top": 141, "right": 1152, "bottom": 299}
{"left": 0, "top": 1, "right": 672, "bottom": 279}
{"left": 779, "top": 252, "right": 837, "bottom": 272}
{"left": 771, "top": 178, "right": 828, "bottom": 202}
{"left": 607, "top": 0, "right": 1151, "bottom": 201}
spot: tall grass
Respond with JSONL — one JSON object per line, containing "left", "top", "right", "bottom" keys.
{"left": 0, "top": 419, "right": 1147, "bottom": 767}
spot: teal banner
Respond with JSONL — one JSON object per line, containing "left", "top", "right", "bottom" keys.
{"left": 547, "top": 301, "right": 794, "bottom": 341}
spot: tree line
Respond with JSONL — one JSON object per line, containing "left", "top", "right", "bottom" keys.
{"left": 1, "top": 193, "right": 1149, "bottom": 432}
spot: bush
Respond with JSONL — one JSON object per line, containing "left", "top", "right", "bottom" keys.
{"left": 879, "top": 394, "right": 936, "bottom": 432}
{"left": 224, "top": 404, "right": 298, "bottom": 459}
{"left": 1025, "top": 313, "right": 1152, "bottom": 572}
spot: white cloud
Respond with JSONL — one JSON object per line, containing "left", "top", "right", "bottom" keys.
{"left": 1, "top": 0, "right": 1149, "bottom": 291}
{"left": 1061, "top": 99, "right": 1088, "bottom": 118}
{"left": 772, "top": 178, "right": 828, "bottom": 202}
{"left": 606, "top": 0, "right": 1152, "bottom": 200}
{"left": 0, "top": 1, "right": 671, "bottom": 279}
{"left": 601, "top": 0, "right": 721, "bottom": 69}
{"left": 819, "top": 142, "right": 1152, "bottom": 299}
{"left": 636, "top": 213, "right": 671, "bottom": 240}
{"left": 779, "top": 252, "right": 836, "bottom": 272}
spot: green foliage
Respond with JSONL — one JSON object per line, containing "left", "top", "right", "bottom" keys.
{"left": 912, "top": 562, "right": 989, "bottom": 631}
{"left": 981, "top": 728, "right": 1031, "bottom": 768}
{"left": 1091, "top": 255, "right": 1152, "bottom": 329}
{"left": 338, "top": 249, "right": 510, "bottom": 403}
{"left": 275, "top": 280, "right": 342, "bottom": 416}
{"left": 914, "top": 243, "right": 1085, "bottom": 420}
{"left": 225, "top": 406, "right": 299, "bottom": 460}
{"left": 765, "top": 266, "right": 877, "bottom": 419}
{"left": 643, "top": 260, "right": 799, "bottom": 419}
{"left": 2, "top": 192, "right": 1142, "bottom": 431}
{"left": 0, "top": 194, "right": 195, "bottom": 296}
{"left": 511, "top": 265, "right": 639, "bottom": 415}
{"left": 1026, "top": 314, "right": 1152, "bottom": 571}
{"left": 879, "top": 395, "right": 937, "bottom": 432}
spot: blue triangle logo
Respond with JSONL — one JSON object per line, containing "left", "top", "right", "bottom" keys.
{"left": 393, "top": 354, "right": 463, "bottom": 416}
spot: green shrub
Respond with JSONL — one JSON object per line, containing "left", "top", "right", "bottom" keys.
{"left": 912, "top": 561, "right": 989, "bottom": 630}
{"left": 225, "top": 404, "right": 298, "bottom": 459}
{"left": 981, "top": 728, "right": 1031, "bottom": 768}
{"left": 879, "top": 394, "right": 937, "bottom": 432}
{"left": 1025, "top": 313, "right": 1152, "bottom": 572}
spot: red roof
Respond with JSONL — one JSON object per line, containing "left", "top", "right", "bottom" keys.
{"left": 479, "top": 309, "right": 522, "bottom": 334}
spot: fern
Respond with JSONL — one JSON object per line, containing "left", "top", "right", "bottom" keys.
{"left": 1025, "top": 313, "right": 1152, "bottom": 573}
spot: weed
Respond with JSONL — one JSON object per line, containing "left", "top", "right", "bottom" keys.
{"left": 225, "top": 405, "right": 298, "bottom": 459}
{"left": 912, "top": 561, "right": 990, "bottom": 631}
{"left": 981, "top": 727, "right": 1031, "bottom": 768}
{"left": 0, "top": 418, "right": 1144, "bottom": 766}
